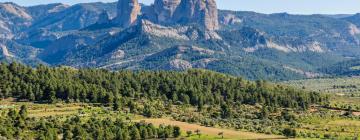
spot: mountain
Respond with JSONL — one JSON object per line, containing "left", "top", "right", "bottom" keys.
{"left": 220, "top": 11, "right": 360, "bottom": 53}
{"left": 0, "top": 39, "right": 40, "bottom": 65}
{"left": 322, "top": 14, "right": 354, "bottom": 19}
{"left": 343, "top": 13, "right": 360, "bottom": 28}
{"left": 26, "top": 3, "right": 69, "bottom": 21}
{"left": 38, "top": 20, "right": 305, "bottom": 80}
{"left": 1, "top": 0, "right": 360, "bottom": 81}
{"left": 0, "top": 2, "right": 32, "bottom": 38}
{"left": 17, "top": 2, "right": 117, "bottom": 49}
{"left": 26, "top": 2, "right": 117, "bottom": 32}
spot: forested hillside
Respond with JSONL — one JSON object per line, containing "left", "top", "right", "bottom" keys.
{"left": 3, "top": 63, "right": 360, "bottom": 139}
{"left": 0, "top": 63, "right": 325, "bottom": 109}
{"left": 320, "top": 59, "right": 360, "bottom": 76}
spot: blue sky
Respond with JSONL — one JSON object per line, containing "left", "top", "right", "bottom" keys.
{"left": 1, "top": 0, "right": 360, "bottom": 15}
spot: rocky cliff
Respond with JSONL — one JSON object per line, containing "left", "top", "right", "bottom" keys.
{"left": 114, "top": 0, "right": 141, "bottom": 27}
{"left": 173, "top": 0, "right": 219, "bottom": 30}
{"left": 153, "top": 0, "right": 181, "bottom": 25}
{"left": 114, "top": 0, "right": 219, "bottom": 31}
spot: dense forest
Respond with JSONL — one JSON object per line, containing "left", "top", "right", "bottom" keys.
{"left": 320, "top": 59, "right": 360, "bottom": 76}
{"left": 0, "top": 63, "right": 326, "bottom": 109}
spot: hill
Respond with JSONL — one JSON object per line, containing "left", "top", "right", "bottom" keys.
{"left": 0, "top": 63, "right": 327, "bottom": 137}
{"left": 1, "top": 63, "right": 360, "bottom": 139}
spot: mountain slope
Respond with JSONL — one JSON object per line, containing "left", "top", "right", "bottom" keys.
{"left": 26, "top": 3, "right": 69, "bottom": 21}
{"left": 344, "top": 13, "right": 360, "bottom": 27}
{"left": 219, "top": 11, "right": 360, "bottom": 54}
{"left": 27, "top": 2, "right": 117, "bottom": 32}
{"left": 0, "top": 39, "right": 40, "bottom": 65}
{"left": 0, "top": 2, "right": 32, "bottom": 38}
{"left": 1, "top": 1, "right": 360, "bottom": 80}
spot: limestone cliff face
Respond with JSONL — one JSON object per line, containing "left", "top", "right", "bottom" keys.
{"left": 0, "top": 44, "right": 13, "bottom": 57}
{"left": 173, "top": 0, "right": 219, "bottom": 30}
{"left": 114, "top": 0, "right": 219, "bottom": 30}
{"left": 114, "top": 0, "right": 141, "bottom": 28}
{"left": 153, "top": 0, "right": 181, "bottom": 25}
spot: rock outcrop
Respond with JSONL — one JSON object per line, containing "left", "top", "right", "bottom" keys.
{"left": 0, "top": 44, "right": 13, "bottom": 57}
{"left": 221, "top": 14, "right": 242, "bottom": 25}
{"left": 115, "top": 0, "right": 220, "bottom": 31}
{"left": 168, "top": 59, "right": 192, "bottom": 70}
{"left": 173, "top": 0, "right": 219, "bottom": 30}
{"left": 114, "top": 0, "right": 141, "bottom": 28}
{"left": 153, "top": 0, "right": 181, "bottom": 25}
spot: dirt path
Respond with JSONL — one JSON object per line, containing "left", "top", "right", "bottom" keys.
{"left": 137, "top": 118, "right": 286, "bottom": 140}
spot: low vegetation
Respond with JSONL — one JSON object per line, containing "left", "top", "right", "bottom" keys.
{"left": 282, "top": 77, "right": 360, "bottom": 111}
{"left": 0, "top": 103, "right": 181, "bottom": 140}
{"left": 282, "top": 77, "right": 360, "bottom": 96}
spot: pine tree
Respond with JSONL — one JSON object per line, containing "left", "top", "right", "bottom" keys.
{"left": 140, "top": 127, "right": 148, "bottom": 139}
{"left": 49, "top": 91, "right": 57, "bottom": 103}
{"left": 19, "top": 105, "right": 28, "bottom": 119}
{"left": 260, "top": 106, "right": 270, "bottom": 119}
{"left": 143, "top": 104, "right": 154, "bottom": 118}
{"left": 186, "top": 131, "right": 192, "bottom": 137}
{"left": 121, "top": 129, "right": 130, "bottom": 140}
{"left": 173, "top": 126, "right": 181, "bottom": 138}
{"left": 221, "top": 104, "right": 231, "bottom": 119}
{"left": 73, "top": 126, "right": 86, "bottom": 140}
{"left": 63, "top": 129, "right": 73, "bottom": 140}
{"left": 113, "top": 98, "right": 122, "bottom": 111}
{"left": 130, "top": 126, "right": 140, "bottom": 140}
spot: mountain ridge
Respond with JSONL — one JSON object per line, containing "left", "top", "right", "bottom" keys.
{"left": 0, "top": 1, "right": 360, "bottom": 81}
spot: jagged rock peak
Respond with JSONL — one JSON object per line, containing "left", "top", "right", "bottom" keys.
{"left": 114, "top": 0, "right": 141, "bottom": 28}
{"left": 113, "top": 0, "right": 219, "bottom": 30}
{"left": 154, "top": 0, "right": 181, "bottom": 25}
{"left": 174, "top": 0, "right": 219, "bottom": 31}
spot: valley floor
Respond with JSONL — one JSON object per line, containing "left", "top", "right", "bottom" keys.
{"left": 136, "top": 118, "right": 285, "bottom": 140}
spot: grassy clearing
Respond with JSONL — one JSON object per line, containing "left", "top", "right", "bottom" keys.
{"left": 297, "top": 113, "right": 360, "bottom": 139}
{"left": 0, "top": 99, "right": 83, "bottom": 117}
{"left": 281, "top": 77, "right": 360, "bottom": 95}
{"left": 136, "top": 118, "right": 285, "bottom": 140}
{"left": 282, "top": 77, "right": 360, "bottom": 112}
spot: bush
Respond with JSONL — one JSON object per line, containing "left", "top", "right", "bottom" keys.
{"left": 283, "top": 128, "right": 296, "bottom": 137}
